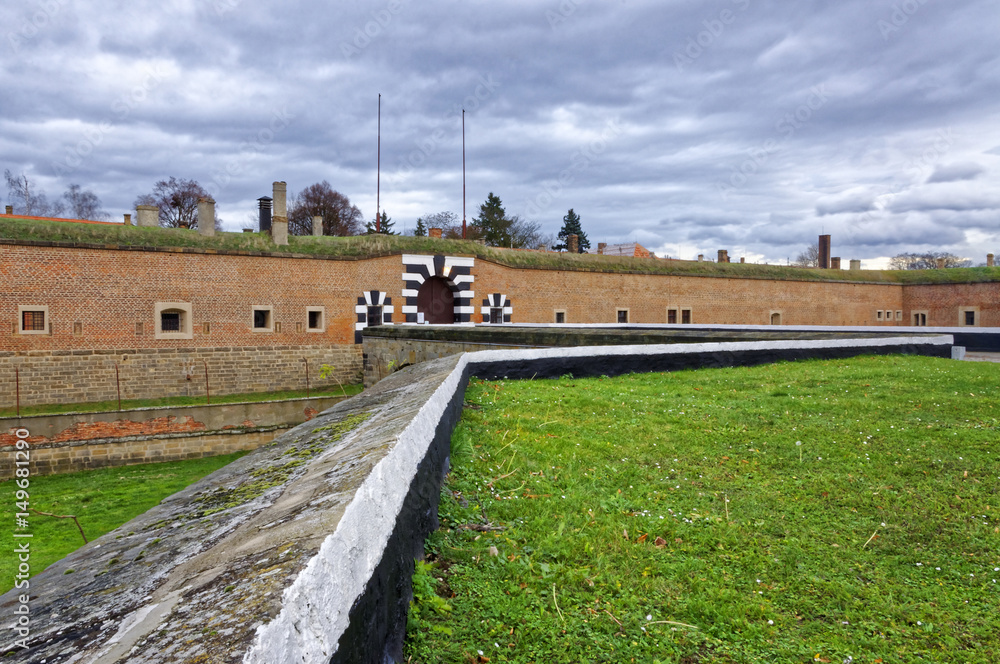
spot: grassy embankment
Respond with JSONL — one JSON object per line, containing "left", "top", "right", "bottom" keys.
{"left": 3, "top": 216, "right": 999, "bottom": 284}
{"left": 1, "top": 452, "right": 247, "bottom": 594}
{"left": 407, "top": 355, "right": 1000, "bottom": 663}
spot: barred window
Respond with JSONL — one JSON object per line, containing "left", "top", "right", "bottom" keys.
{"left": 21, "top": 310, "right": 45, "bottom": 331}
{"left": 160, "top": 311, "right": 181, "bottom": 332}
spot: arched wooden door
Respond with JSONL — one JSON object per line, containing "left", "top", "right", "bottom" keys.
{"left": 417, "top": 277, "right": 455, "bottom": 324}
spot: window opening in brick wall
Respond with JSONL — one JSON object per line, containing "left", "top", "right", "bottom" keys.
{"left": 617, "top": 309, "right": 629, "bottom": 324}
{"left": 253, "top": 308, "right": 271, "bottom": 330}
{"left": 555, "top": 311, "right": 566, "bottom": 324}
{"left": 490, "top": 307, "right": 503, "bottom": 324}
{"left": 965, "top": 310, "right": 976, "bottom": 326}
{"left": 771, "top": 312, "right": 782, "bottom": 325}
{"left": 21, "top": 310, "right": 45, "bottom": 332}
{"left": 876, "top": 310, "right": 883, "bottom": 321}
{"left": 367, "top": 305, "right": 383, "bottom": 327}
{"left": 681, "top": 308, "right": 692, "bottom": 324}
{"left": 161, "top": 311, "right": 181, "bottom": 332}
{"left": 309, "top": 310, "right": 322, "bottom": 329}
{"left": 913, "top": 313, "right": 927, "bottom": 326}
{"left": 73, "top": 321, "right": 83, "bottom": 335}
{"left": 667, "top": 308, "right": 677, "bottom": 324}
{"left": 895, "top": 310, "right": 903, "bottom": 321}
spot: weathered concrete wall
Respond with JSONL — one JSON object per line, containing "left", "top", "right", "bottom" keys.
{"left": 0, "top": 335, "right": 954, "bottom": 663}
{"left": 0, "top": 345, "right": 360, "bottom": 409}
{"left": 0, "top": 395, "right": 349, "bottom": 476}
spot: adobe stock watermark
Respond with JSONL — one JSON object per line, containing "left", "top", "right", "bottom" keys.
{"left": 673, "top": 0, "right": 752, "bottom": 71}
{"left": 521, "top": 118, "right": 624, "bottom": 219}
{"left": 206, "top": 107, "right": 295, "bottom": 199}
{"left": 877, "top": 0, "right": 930, "bottom": 41}
{"left": 390, "top": 74, "right": 500, "bottom": 182}
{"left": 716, "top": 84, "right": 829, "bottom": 201}
{"left": 546, "top": 0, "right": 587, "bottom": 29}
{"left": 341, "top": 0, "right": 409, "bottom": 58}
{"left": 847, "top": 127, "right": 955, "bottom": 233}
{"left": 52, "top": 65, "right": 169, "bottom": 176}
{"left": 10, "top": 427, "right": 32, "bottom": 651}
{"left": 6, "top": 0, "right": 69, "bottom": 54}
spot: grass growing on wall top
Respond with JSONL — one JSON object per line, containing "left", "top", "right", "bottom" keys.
{"left": 3, "top": 216, "right": 999, "bottom": 284}
{"left": 406, "top": 356, "right": 1000, "bottom": 663}
{"left": 0, "top": 452, "right": 247, "bottom": 594}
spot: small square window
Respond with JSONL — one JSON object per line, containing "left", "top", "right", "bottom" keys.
{"left": 876, "top": 310, "right": 884, "bottom": 321}
{"left": 617, "top": 309, "right": 629, "bottom": 324}
{"left": 306, "top": 306, "right": 325, "bottom": 333}
{"left": 965, "top": 310, "right": 976, "bottom": 326}
{"left": 161, "top": 312, "right": 181, "bottom": 332}
{"left": 681, "top": 309, "right": 692, "bottom": 324}
{"left": 18, "top": 306, "right": 48, "bottom": 334}
{"left": 555, "top": 310, "right": 566, "bottom": 324}
{"left": 154, "top": 302, "right": 192, "bottom": 339}
{"left": 895, "top": 310, "right": 903, "bottom": 321}
{"left": 308, "top": 311, "right": 322, "bottom": 329}
{"left": 251, "top": 306, "right": 274, "bottom": 332}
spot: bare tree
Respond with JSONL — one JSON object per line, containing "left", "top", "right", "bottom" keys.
{"left": 5, "top": 169, "right": 65, "bottom": 217}
{"left": 63, "top": 184, "right": 110, "bottom": 221}
{"left": 134, "top": 177, "right": 215, "bottom": 229}
{"left": 287, "top": 181, "right": 363, "bottom": 236}
{"left": 888, "top": 252, "right": 972, "bottom": 269}
{"left": 793, "top": 243, "right": 819, "bottom": 267}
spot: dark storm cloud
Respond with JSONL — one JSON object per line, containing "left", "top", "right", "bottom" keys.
{"left": 1, "top": 0, "right": 998, "bottom": 264}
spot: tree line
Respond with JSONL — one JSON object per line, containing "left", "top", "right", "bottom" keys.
{"left": 6, "top": 170, "right": 593, "bottom": 252}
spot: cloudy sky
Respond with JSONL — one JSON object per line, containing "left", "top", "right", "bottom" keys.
{"left": 2, "top": 0, "right": 999, "bottom": 266}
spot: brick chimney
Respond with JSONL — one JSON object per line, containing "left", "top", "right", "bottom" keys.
{"left": 4, "top": 205, "right": 12, "bottom": 215}
{"left": 567, "top": 234, "right": 579, "bottom": 254}
{"left": 429, "top": 227, "right": 443, "bottom": 239}
{"left": 818, "top": 234, "right": 831, "bottom": 269}
{"left": 123, "top": 213, "right": 132, "bottom": 226}
{"left": 936, "top": 258, "right": 946, "bottom": 269}
{"left": 598, "top": 242, "right": 607, "bottom": 255}
{"left": 718, "top": 249, "right": 729, "bottom": 263}
{"left": 830, "top": 257, "right": 841, "bottom": 270}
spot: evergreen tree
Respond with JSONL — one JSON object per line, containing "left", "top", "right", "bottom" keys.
{"left": 554, "top": 208, "right": 590, "bottom": 253}
{"left": 366, "top": 210, "right": 397, "bottom": 235}
{"left": 414, "top": 217, "right": 427, "bottom": 237}
{"left": 472, "top": 192, "right": 511, "bottom": 247}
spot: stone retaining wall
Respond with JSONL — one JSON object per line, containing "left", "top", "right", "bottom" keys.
{"left": 0, "top": 335, "right": 953, "bottom": 663}
{"left": 0, "top": 345, "right": 361, "bottom": 409}
{"left": 0, "top": 395, "right": 348, "bottom": 476}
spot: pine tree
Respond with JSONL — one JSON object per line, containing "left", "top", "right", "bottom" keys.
{"left": 414, "top": 217, "right": 427, "bottom": 237}
{"left": 554, "top": 208, "right": 590, "bottom": 253}
{"left": 366, "top": 210, "right": 397, "bottom": 235}
{"left": 472, "top": 192, "right": 511, "bottom": 246}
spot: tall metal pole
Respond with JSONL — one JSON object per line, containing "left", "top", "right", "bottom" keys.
{"left": 376, "top": 93, "right": 381, "bottom": 234}
{"left": 462, "top": 108, "right": 467, "bottom": 240}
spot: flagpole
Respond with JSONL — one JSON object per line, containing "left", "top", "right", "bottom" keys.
{"left": 376, "top": 93, "right": 381, "bottom": 234}
{"left": 462, "top": 108, "right": 467, "bottom": 240}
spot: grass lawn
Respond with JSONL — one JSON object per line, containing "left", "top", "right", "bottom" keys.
{"left": 0, "top": 384, "right": 362, "bottom": 419}
{"left": 406, "top": 355, "right": 1000, "bottom": 663}
{"left": 1, "top": 452, "right": 247, "bottom": 594}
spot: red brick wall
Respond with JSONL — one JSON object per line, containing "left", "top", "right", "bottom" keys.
{"left": 902, "top": 282, "right": 1000, "bottom": 327}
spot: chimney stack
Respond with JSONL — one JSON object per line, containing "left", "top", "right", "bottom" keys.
{"left": 197, "top": 198, "right": 216, "bottom": 237}
{"left": 136, "top": 205, "right": 158, "bottom": 227}
{"left": 988, "top": 253, "right": 995, "bottom": 267}
{"left": 850, "top": 259, "right": 861, "bottom": 271}
{"left": 4, "top": 205, "right": 12, "bottom": 215}
{"left": 830, "top": 257, "right": 841, "bottom": 270}
{"left": 718, "top": 249, "right": 729, "bottom": 263}
{"left": 123, "top": 213, "right": 132, "bottom": 226}
{"left": 312, "top": 216, "right": 323, "bottom": 236}
{"left": 428, "top": 227, "right": 443, "bottom": 239}
{"left": 598, "top": 242, "right": 607, "bottom": 255}
{"left": 270, "top": 182, "right": 288, "bottom": 245}
{"left": 818, "top": 234, "right": 831, "bottom": 269}
{"left": 257, "top": 197, "right": 272, "bottom": 232}
{"left": 936, "top": 258, "right": 946, "bottom": 269}
{"left": 567, "top": 234, "right": 579, "bottom": 254}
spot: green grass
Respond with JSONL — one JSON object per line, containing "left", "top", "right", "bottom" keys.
{"left": 0, "top": 452, "right": 247, "bottom": 594}
{"left": 4, "top": 216, "right": 997, "bottom": 284}
{"left": 407, "top": 356, "right": 1000, "bottom": 663}
{"left": 0, "top": 384, "right": 362, "bottom": 419}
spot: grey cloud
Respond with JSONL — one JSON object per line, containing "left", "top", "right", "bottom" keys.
{"left": 926, "top": 163, "right": 984, "bottom": 183}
